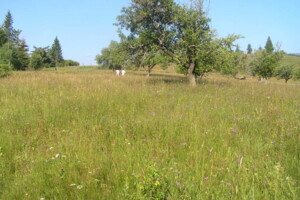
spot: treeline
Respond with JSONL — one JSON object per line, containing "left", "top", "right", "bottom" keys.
{"left": 0, "top": 11, "right": 79, "bottom": 77}
{"left": 96, "top": 0, "right": 300, "bottom": 85}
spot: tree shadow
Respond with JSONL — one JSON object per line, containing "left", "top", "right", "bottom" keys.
{"left": 130, "top": 71, "right": 233, "bottom": 87}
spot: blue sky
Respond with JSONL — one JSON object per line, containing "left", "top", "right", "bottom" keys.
{"left": 1, "top": 0, "right": 299, "bottom": 65}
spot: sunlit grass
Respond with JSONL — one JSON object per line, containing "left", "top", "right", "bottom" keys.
{"left": 0, "top": 67, "right": 299, "bottom": 199}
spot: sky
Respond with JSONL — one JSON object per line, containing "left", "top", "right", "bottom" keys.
{"left": 0, "top": 0, "right": 299, "bottom": 65}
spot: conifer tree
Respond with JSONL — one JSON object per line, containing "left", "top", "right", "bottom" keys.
{"left": 3, "top": 11, "right": 20, "bottom": 43}
{"left": 265, "top": 36, "right": 274, "bottom": 53}
{"left": 49, "top": 37, "right": 64, "bottom": 67}
{"left": 1, "top": 11, "right": 29, "bottom": 71}
{"left": 247, "top": 44, "right": 252, "bottom": 54}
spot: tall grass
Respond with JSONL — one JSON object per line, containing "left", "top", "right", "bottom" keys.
{"left": 0, "top": 68, "right": 299, "bottom": 199}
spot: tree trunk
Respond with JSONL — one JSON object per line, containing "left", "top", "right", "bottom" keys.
{"left": 188, "top": 63, "right": 196, "bottom": 86}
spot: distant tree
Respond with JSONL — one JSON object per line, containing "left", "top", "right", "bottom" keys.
{"left": 247, "top": 44, "right": 252, "bottom": 54}
{"left": 250, "top": 49, "right": 283, "bottom": 81}
{"left": 265, "top": 36, "right": 274, "bottom": 53}
{"left": 3, "top": 11, "right": 21, "bottom": 44}
{"left": 49, "top": 37, "right": 64, "bottom": 68}
{"left": 214, "top": 45, "right": 247, "bottom": 78}
{"left": 29, "top": 46, "right": 52, "bottom": 69}
{"left": 274, "top": 65, "right": 294, "bottom": 83}
{"left": 59, "top": 60, "right": 80, "bottom": 67}
{"left": 96, "top": 40, "right": 128, "bottom": 70}
{"left": 235, "top": 45, "right": 242, "bottom": 53}
{"left": 29, "top": 51, "right": 43, "bottom": 70}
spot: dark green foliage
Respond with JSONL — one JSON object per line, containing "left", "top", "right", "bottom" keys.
{"left": 29, "top": 52, "right": 43, "bottom": 70}
{"left": 0, "top": 29, "right": 7, "bottom": 46}
{"left": 0, "top": 42, "right": 13, "bottom": 77}
{"left": 14, "top": 39, "right": 29, "bottom": 70}
{"left": 247, "top": 44, "right": 252, "bottom": 54}
{"left": 59, "top": 60, "right": 80, "bottom": 67}
{"left": 274, "top": 65, "right": 294, "bottom": 83}
{"left": 265, "top": 36, "right": 274, "bottom": 54}
{"left": 49, "top": 37, "right": 64, "bottom": 67}
{"left": 29, "top": 47, "right": 52, "bottom": 70}
{"left": 0, "top": 11, "right": 29, "bottom": 71}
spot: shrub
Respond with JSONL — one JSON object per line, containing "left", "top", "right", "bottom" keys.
{"left": 274, "top": 65, "right": 294, "bottom": 83}
{"left": 0, "top": 63, "right": 12, "bottom": 77}
{"left": 292, "top": 67, "right": 300, "bottom": 80}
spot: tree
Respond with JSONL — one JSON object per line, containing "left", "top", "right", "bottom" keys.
{"left": 1, "top": 11, "right": 29, "bottom": 71}
{"left": 274, "top": 65, "right": 294, "bottom": 83}
{"left": 96, "top": 40, "right": 128, "bottom": 70}
{"left": 14, "top": 39, "right": 29, "bottom": 70}
{"left": 265, "top": 36, "right": 274, "bottom": 53}
{"left": 117, "top": 0, "right": 239, "bottom": 86}
{"left": 247, "top": 44, "right": 252, "bottom": 54}
{"left": 29, "top": 51, "right": 43, "bottom": 70}
{"left": 0, "top": 28, "right": 7, "bottom": 47}
{"left": 29, "top": 46, "right": 52, "bottom": 70}
{"left": 250, "top": 49, "right": 283, "bottom": 81}
{"left": 292, "top": 68, "right": 300, "bottom": 81}
{"left": 0, "top": 42, "right": 13, "bottom": 77}
{"left": 59, "top": 60, "right": 80, "bottom": 67}
{"left": 49, "top": 37, "right": 64, "bottom": 68}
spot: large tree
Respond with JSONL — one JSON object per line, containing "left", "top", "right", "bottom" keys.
{"left": 117, "top": 0, "right": 238, "bottom": 86}
{"left": 49, "top": 37, "right": 64, "bottom": 68}
{"left": 0, "top": 11, "right": 29, "bottom": 71}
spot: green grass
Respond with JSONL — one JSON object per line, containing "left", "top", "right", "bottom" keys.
{"left": 0, "top": 68, "right": 299, "bottom": 199}
{"left": 282, "top": 55, "right": 300, "bottom": 68}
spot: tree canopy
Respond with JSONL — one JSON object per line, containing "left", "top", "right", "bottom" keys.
{"left": 49, "top": 37, "right": 64, "bottom": 67}
{"left": 117, "top": 0, "right": 239, "bottom": 86}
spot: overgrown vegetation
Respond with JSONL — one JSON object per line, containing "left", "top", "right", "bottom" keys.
{"left": 0, "top": 68, "right": 299, "bottom": 199}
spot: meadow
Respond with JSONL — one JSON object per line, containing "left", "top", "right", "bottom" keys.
{"left": 0, "top": 67, "right": 299, "bottom": 199}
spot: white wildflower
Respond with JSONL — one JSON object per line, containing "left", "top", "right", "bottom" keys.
{"left": 77, "top": 185, "right": 83, "bottom": 190}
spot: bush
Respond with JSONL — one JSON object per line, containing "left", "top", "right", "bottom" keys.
{"left": 274, "top": 65, "right": 294, "bottom": 83}
{"left": 293, "top": 67, "right": 300, "bottom": 80}
{"left": 0, "top": 63, "right": 12, "bottom": 77}
{"left": 58, "top": 60, "right": 80, "bottom": 67}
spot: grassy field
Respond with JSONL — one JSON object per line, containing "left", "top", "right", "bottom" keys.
{"left": 0, "top": 67, "right": 299, "bottom": 199}
{"left": 282, "top": 55, "right": 300, "bottom": 68}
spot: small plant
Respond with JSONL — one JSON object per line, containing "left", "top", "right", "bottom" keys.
{"left": 125, "top": 167, "right": 170, "bottom": 200}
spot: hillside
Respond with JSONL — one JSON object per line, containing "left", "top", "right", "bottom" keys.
{"left": 282, "top": 54, "right": 300, "bottom": 68}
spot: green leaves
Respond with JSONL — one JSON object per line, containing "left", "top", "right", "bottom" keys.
{"left": 274, "top": 65, "right": 294, "bottom": 83}
{"left": 49, "top": 37, "right": 64, "bottom": 67}
{"left": 251, "top": 49, "right": 284, "bottom": 79}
